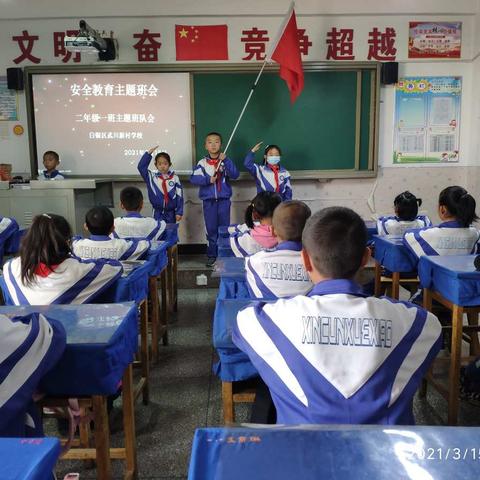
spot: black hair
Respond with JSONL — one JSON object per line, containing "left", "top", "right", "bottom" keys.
{"left": 120, "top": 186, "right": 143, "bottom": 211}
{"left": 154, "top": 151, "right": 171, "bottom": 166}
{"left": 439, "top": 186, "right": 479, "bottom": 228}
{"left": 394, "top": 191, "right": 422, "bottom": 221}
{"left": 244, "top": 191, "right": 282, "bottom": 229}
{"left": 20, "top": 214, "right": 72, "bottom": 285}
{"left": 264, "top": 144, "right": 282, "bottom": 156}
{"left": 43, "top": 150, "right": 60, "bottom": 163}
{"left": 273, "top": 201, "right": 312, "bottom": 242}
{"left": 302, "top": 207, "right": 367, "bottom": 279}
{"left": 205, "top": 132, "right": 223, "bottom": 142}
{"left": 85, "top": 206, "right": 114, "bottom": 236}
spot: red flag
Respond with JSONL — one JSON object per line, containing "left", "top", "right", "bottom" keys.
{"left": 271, "top": 9, "right": 304, "bottom": 103}
{"left": 175, "top": 25, "right": 228, "bottom": 61}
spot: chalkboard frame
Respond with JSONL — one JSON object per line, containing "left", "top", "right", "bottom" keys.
{"left": 24, "top": 62, "right": 380, "bottom": 180}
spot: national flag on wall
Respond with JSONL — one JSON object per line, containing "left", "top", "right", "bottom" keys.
{"left": 175, "top": 25, "right": 229, "bottom": 61}
{"left": 270, "top": 8, "right": 304, "bottom": 103}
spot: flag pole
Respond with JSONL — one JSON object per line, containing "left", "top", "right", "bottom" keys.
{"left": 220, "top": 1, "right": 296, "bottom": 163}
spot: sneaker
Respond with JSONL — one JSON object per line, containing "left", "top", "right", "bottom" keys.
{"left": 206, "top": 257, "right": 216, "bottom": 267}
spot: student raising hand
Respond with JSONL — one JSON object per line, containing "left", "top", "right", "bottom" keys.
{"left": 147, "top": 145, "right": 159, "bottom": 155}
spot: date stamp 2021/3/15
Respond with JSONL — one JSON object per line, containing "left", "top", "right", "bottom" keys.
{"left": 416, "top": 448, "right": 480, "bottom": 461}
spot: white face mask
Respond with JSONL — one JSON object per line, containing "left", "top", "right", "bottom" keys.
{"left": 266, "top": 156, "right": 281, "bottom": 165}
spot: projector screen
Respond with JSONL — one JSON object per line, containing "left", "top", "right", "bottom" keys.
{"left": 31, "top": 72, "right": 193, "bottom": 176}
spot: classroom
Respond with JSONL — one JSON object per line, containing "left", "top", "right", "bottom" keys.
{"left": 1, "top": 0, "right": 480, "bottom": 479}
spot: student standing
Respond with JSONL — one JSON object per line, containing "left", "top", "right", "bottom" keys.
{"left": 190, "top": 132, "right": 239, "bottom": 266}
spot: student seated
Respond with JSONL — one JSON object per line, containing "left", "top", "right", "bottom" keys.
{"left": 377, "top": 191, "right": 431, "bottom": 236}
{"left": 404, "top": 186, "right": 479, "bottom": 258}
{"left": 246, "top": 200, "right": 313, "bottom": 299}
{"left": 37, "top": 150, "right": 65, "bottom": 180}
{"left": 230, "top": 191, "right": 281, "bottom": 258}
{"left": 113, "top": 186, "right": 166, "bottom": 241}
{"left": 3, "top": 214, "right": 122, "bottom": 305}
{"left": 233, "top": 207, "right": 442, "bottom": 425}
{"left": 0, "top": 312, "right": 66, "bottom": 437}
{"left": 0, "top": 216, "right": 19, "bottom": 246}
{"left": 72, "top": 206, "right": 150, "bottom": 261}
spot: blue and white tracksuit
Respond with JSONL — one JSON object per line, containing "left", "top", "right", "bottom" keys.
{"left": 113, "top": 212, "right": 166, "bottom": 241}
{"left": 403, "top": 220, "right": 479, "bottom": 259}
{"left": 245, "top": 241, "right": 313, "bottom": 299}
{"left": 0, "top": 217, "right": 19, "bottom": 248}
{"left": 0, "top": 312, "right": 66, "bottom": 437}
{"left": 377, "top": 215, "right": 432, "bottom": 236}
{"left": 233, "top": 279, "right": 442, "bottom": 425}
{"left": 37, "top": 169, "right": 65, "bottom": 180}
{"left": 3, "top": 256, "right": 123, "bottom": 305}
{"left": 72, "top": 235, "right": 150, "bottom": 261}
{"left": 190, "top": 156, "right": 239, "bottom": 258}
{"left": 244, "top": 152, "right": 292, "bottom": 201}
{"left": 138, "top": 152, "right": 184, "bottom": 223}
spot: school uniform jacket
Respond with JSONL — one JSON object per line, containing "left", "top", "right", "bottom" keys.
{"left": 377, "top": 215, "right": 432, "bottom": 236}
{"left": 0, "top": 312, "right": 66, "bottom": 437}
{"left": 245, "top": 241, "right": 313, "bottom": 299}
{"left": 230, "top": 230, "right": 268, "bottom": 258}
{"left": 72, "top": 235, "right": 150, "bottom": 261}
{"left": 113, "top": 213, "right": 166, "bottom": 241}
{"left": 403, "top": 220, "right": 479, "bottom": 258}
{"left": 137, "top": 152, "right": 184, "bottom": 215}
{"left": 0, "top": 217, "right": 19, "bottom": 245}
{"left": 233, "top": 279, "right": 442, "bottom": 425}
{"left": 3, "top": 256, "right": 123, "bottom": 305}
{"left": 37, "top": 170, "right": 65, "bottom": 180}
{"left": 190, "top": 156, "right": 239, "bottom": 200}
{"left": 244, "top": 152, "right": 292, "bottom": 201}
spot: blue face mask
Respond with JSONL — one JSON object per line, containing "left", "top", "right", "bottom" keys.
{"left": 266, "top": 156, "right": 281, "bottom": 165}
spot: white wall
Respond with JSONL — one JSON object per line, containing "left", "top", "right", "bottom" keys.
{"left": 0, "top": 0, "right": 479, "bottom": 243}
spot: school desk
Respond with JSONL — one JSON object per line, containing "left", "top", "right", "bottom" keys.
{"left": 418, "top": 255, "right": 480, "bottom": 425}
{"left": 164, "top": 223, "right": 179, "bottom": 313}
{"left": 0, "top": 303, "right": 138, "bottom": 480}
{"left": 213, "top": 257, "right": 249, "bottom": 299}
{"left": 364, "top": 220, "right": 378, "bottom": 243}
{"left": 188, "top": 425, "right": 480, "bottom": 480}
{"left": 0, "top": 437, "right": 61, "bottom": 480}
{"left": 217, "top": 235, "right": 235, "bottom": 258}
{"left": 373, "top": 235, "right": 419, "bottom": 299}
{"left": 146, "top": 241, "right": 169, "bottom": 361}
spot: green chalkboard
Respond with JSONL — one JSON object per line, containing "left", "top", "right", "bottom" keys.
{"left": 193, "top": 67, "right": 378, "bottom": 178}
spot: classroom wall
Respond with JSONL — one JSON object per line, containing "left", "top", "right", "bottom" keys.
{"left": 1, "top": 0, "right": 479, "bottom": 243}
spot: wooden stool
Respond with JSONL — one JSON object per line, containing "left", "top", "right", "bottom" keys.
{"left": 148, "top": 267, "right": 169, "bottom": 364}
{"left": 422, "top": 288, "right": 480, "bottom": 425}
{"left": 222, "top": 381, "right": 256, "bottom": 424}
{"left": 40, "top": 364, "right": 137, "bottom": 480}
{"left": 374, "top": 261, "right": 419, "bottom": 299}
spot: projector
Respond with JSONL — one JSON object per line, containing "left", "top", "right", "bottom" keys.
{"left": 64, "top": 35, "right": 103, "bottom": 54}
{"left": 64, "top": 20, "right": 117, "bottom": 61}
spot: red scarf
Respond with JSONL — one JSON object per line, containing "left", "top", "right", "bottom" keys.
{"left": 206, "top": 158, "right": 222, "bottom": 192}
{"left": 35, "top": 262, "right": 59, "bottom": 277}
{"left": 268, "top": 164, "right": 280, "bottom": 192}
{"left": 160, "top": 172, "right": 175, "bottom": 205}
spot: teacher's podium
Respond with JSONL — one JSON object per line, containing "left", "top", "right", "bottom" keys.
{"left": 0, "top": 179, "right": 113, "bottom": 234}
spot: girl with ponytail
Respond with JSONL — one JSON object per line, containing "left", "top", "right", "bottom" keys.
{"left": 2, "top": 213, "right": 123, "bottom": 305}
{"left": 230, "top": 191, "right": 282, "bottom": 257}
{"left": 403, "top": 186, "right": 479, "bottom": 258}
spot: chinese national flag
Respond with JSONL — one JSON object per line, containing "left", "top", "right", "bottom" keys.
{"left": 175, "top": 25, "right": 228, "bottom": 61}
{"left": 271, "top": 9, "right": 304, "bottom": 103}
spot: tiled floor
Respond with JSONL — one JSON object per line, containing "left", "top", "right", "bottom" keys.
{"left": 52, "top": 259, "right": 480, "bottom": 479}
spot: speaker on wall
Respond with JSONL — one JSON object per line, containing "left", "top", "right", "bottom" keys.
{"left": 6, "top": 67, "right": 24, "bottom": 90}
{"left": 380, "top": 62, "right": 398, "bottom": 85}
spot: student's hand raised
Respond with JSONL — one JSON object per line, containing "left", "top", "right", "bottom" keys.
{"left": 147, "top": 145, "right": 159, "bottom": 155}
{"left": 251, "top": 142, "right": 263, "bottom": 153}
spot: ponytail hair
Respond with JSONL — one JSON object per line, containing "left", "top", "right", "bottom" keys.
{"left": 244, "top": 191, "right": 282, "bottom": 228}
{"left": 20, "top": 214, "right": 72, "bottom": 285}
{"left": 439, "top": 186, "right": 479, "bottom": 228}
{"left": 394, "top": 191, "right": 422, "bottom": 221}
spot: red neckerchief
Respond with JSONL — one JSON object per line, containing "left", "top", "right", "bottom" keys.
{"left": 267, "top": 164, "right": 280, "bottom": 192}
{"left": 160, "top": 172, "right": 175, "bottom": 205}
{"left": 206, "top": 157, "right": 222, "bottom": 192}
{"left": 35, "top": 262, "right": 59, "bottom": 277}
